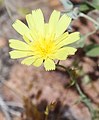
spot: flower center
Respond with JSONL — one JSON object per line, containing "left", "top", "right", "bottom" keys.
{"left": 31, "top": 38, "right": 56, "bottom": 59}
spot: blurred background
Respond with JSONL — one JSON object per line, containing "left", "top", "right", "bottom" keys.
{"left": 0, "top": 0, "right": 99, "bottom": 120}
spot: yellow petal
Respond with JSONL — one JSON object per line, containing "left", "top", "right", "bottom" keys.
{"left": 54, "top": 48, "right": 68, "bottom": 60}
{"left": 44, "top": 23, "right": 49, "bottom": 39}
{"left": 32, "top": 9, "right": 44, "bottom": 36}
{"left": 30, "top": 30, "right": 38, "bottom": 41}
{"left": 33, "top": 58, "right": 43, "bottom": 67}
{"left": 26, "top": 14, "right": 34, "bottom": 29}
{"left": 26, "top": 13, "right": 40, "bottom": 39}
{"left": 9, "top": 39, "right": 30, "bottom": 50}
{"left": 9, "top": 50, "right": 34, "bottom": 59}
{"left": 21, "top": 56, "right": 36, "bottom": 65}
{"left": 23, "top": 35, "right": 31, "bottom": 44}
{"left": 64, "top": 47, "right": 77, "bottom": 55}
{"left": 55, "top": 32, "right": 68, "bottom": 44}
{"left": 44, "top": 58, "right": 55, "bottom": 71}
{"left": 55, "top": 47, "right": 77, "bottom": 60}
{"left": 55, "top": 14, "right": 71, "bottom": 38}
{"left": 12, "top": 20, "right": 32, "bottom": 40}
{"left": 13, "top": 20, "right": 29, "bottom": 35}
{"left": 49, "top": 10, "right": 60, "bottom": 26}
{"left": 49, "top": 10, "right": 60, "bottom": 35}
{"left": 56, "top": 32, "right": 80, "bottom": 48}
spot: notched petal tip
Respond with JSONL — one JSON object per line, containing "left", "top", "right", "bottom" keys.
{"left": 44, "top": 59, "right": 56, "bottom": 71}
{"left": 45, "top": 67, "right": 56, "bottom": 71}
{"left": 75, "top": 31, "right": 80, "bottom": 35}
{"left": 21, "top": 61, "right": 33, "bottom": 66}
{"left": 32, "top": 8, "right": 42, "bottom": 14}
{"left": 64, "top": 14, "right": 71, "bottom": 20}
{"left": 9, "top": 39, "right": 13, "bottom": 42}
{"left": 52, "top": 10, "right": 60, "bottom": 14}
{"left": 75, "top": 32, "right": 81, "bottom": 41}
{"left": 9, "top": 51, "right": 16, "bottom": 59}
{"left": 12, "top": 19, "right": 20, "bottom": 27}
{"left": 36, "top": 8, "right": 42, "bottom": 12}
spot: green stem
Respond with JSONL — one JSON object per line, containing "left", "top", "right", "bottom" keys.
{"left": 56, "top": 64, "right": 95, "bottom": 120}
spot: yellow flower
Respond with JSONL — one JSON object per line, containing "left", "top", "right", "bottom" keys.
{"left": 9, "top": 9, "right": 80, "bottom": 71}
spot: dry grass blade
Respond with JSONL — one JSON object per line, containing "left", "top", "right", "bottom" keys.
{"left": 22, "top": 96, "right": 44, "bottom": 120}
{"left": 0, "top": 96, "right": 12, "bottom": 120}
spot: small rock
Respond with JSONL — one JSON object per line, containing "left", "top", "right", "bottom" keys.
{"left": 0, "top": 37, "right": 7, "bottom": 48}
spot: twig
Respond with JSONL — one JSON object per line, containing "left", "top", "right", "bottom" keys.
{"left": 79, "top": 12, "right": 99, "bottom": 27}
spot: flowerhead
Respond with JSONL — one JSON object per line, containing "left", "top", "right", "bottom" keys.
{"left": 9, "top": 9, "right": 80, "bottom": 71}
